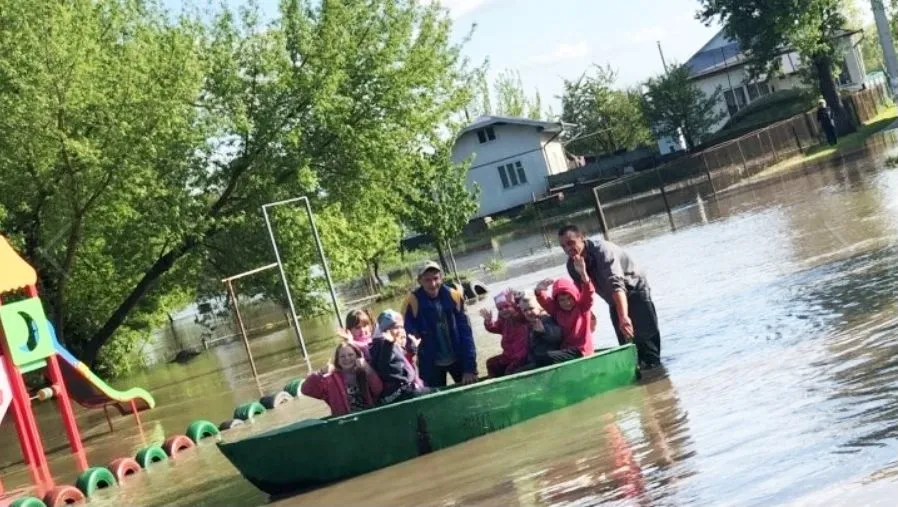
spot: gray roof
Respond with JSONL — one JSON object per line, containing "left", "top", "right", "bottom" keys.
{"left": 458, "top": 115, "right": 568, "bottom": 137}
{"left": 685, "top": 29, "right": 861, "bottom": 81}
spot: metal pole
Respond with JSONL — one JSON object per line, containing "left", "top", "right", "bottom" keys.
{"left": 262, "top": 204, "right": 312, "bottom": 373}
{"left": 872, "top": 0, "right": 898, "bottom": 100}
{"left": 701, "top": 153, "right": 717, "bottom": 195}
{"left": 226, "top": 280, "right": 264, "bottom": 396}
{"left": 591, "top": 186, "right": 611, "bottom": 241}
{"left": 301, "top": 197, "right": 342, "bottom": 329}
{"left": 655, "top": 168, "right": 676, "bottom": 232}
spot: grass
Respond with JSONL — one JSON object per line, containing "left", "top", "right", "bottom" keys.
{"left": 754, "top": 104, "right": 898, "bottom": 179}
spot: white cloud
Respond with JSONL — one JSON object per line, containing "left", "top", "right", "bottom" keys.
{"left": 427, "top": 0, "right": 496, "bottom": 19}
{"left": 531, "top": 40, "right": 591, "bottom": 66}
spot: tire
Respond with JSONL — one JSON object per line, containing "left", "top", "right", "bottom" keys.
{"left": 135, "top": 445, "right": 168, "bottom": 469}
{"left": 259, "top": 391, "right": 293, "bottom": 409}
{"left": 185, "top": 419, "right": 221, "bottom": 443}
{"left": 108, "top": 457, "right": 142, "bottom": 482}
{"left": 469, "top": 280, "right": 489, "bottom": 297}
{"left": 218, "top": 418, "right": 244, "bottom": 431}
{"left": 75, "top": 466, "right": 118, "bottom": 497}
{"left": 283, "top": 378, "right": 304, "bottom": 398}
{"left": 11, "top": 497, "right": 48, "bottom": 507}
{"left": 233, "top": 401, "right": 266, "bottom": 421}
{"left": 43, "top": 486, "right": 84, "bottom": 507}
{"left": 162, "top": 434, "right": 196, "bottom": 458}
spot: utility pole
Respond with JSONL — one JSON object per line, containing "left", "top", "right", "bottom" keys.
{"left": 657, "top": 41, "right": 669, "bottom": 74}
{"left": 872, "top": 0, "right": 898, "bottom": 99}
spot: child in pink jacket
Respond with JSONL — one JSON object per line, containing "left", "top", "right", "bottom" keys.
{"left": 301, "top": 341, "right": 383, "bottom": 416}
{"left": 479, "top": 289, "right": 530, "bottom": 377}
{"left": 534, "top": 254, "right": 596, "bottom": 363}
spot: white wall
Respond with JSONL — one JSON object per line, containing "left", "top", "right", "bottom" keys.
{"left": 452, "top": 123, "right": 559, "bottom": 218}
{"left": 540, "top": 132, "right": 569, "bottom": 175}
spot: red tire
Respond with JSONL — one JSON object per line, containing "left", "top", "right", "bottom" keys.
{"left": 163, "top": 434, "right": 196, "bottom": 458}
{"left": 44, "top": 485, "right": 86, "bottom": 507}
{"left": 108, "top": 457, "right": 142, "bottom": 482}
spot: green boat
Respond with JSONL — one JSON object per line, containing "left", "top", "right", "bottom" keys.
{"left": 217, "top": 344, "right": 638, "bottom": 496}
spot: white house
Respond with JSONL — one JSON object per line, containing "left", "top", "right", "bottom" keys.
{"left": 658, "top": 29, "right": 868, "bottom": 154}
{"left": 451, "top": 116, "right": 571, "bottom": 218}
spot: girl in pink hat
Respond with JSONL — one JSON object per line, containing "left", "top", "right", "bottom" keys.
{"left": 479, "top": 289, "right": 530, "bottom": 377}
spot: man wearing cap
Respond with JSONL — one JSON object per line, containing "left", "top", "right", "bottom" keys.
{"left": 557, "top": 224, "right": 661, "bottom": 368}
{"left": 402, "top": 261, "right": 478, "bottom": 387}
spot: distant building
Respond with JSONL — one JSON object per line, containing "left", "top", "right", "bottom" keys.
{"left": 451, "top": 116, "right": 572, "bottom": 218}
{"left": 661, "top": 28, "right": 868, "bottom": 148}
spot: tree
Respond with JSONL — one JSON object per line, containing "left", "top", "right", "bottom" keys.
{"left": 697, "top": 0, "right": 857, "bottom": 134}
{"left": 642, "top": 64, "right": 726, "bottom": 151}
{"left": 401, "top": 143, "right": 479, "bottom": 274}
{"left": 0, "top": 0, "right": 474, "bottom": 371}
{"left": 561, "top": 65, "right": 653, "bottom": 156}
{"left": 468, "top": 69, "right": 543, "bottom": 119}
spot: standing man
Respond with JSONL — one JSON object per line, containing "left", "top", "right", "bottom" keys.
{"left": 402, "top": 261, "right": 478, "bottom": 387}
{"left": 816, "top": 99, "right": 838, "bottom": 146}
{"left": 557, "top": 225, "right": 662, "bottom": 368}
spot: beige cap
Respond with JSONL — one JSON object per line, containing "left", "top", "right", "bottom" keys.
{"left": 416, "top": 260, "right": 442, "bottom": 277}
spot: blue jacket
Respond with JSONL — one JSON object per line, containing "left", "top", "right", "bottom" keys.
{"left": 402, "top": 285, "right": 477, "bottom": 380}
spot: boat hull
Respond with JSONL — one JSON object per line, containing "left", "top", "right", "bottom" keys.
{"left": 217, "top": 344, "right": 638, "bottom": 496}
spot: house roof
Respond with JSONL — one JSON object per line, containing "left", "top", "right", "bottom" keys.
{"left": 458, "top": 115, "right": 569, "bottom": 138}
{"left": 685, "top": 28, "right": 862, "bottom": 81}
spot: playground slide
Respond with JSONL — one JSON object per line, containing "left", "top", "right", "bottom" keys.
{"left": 47, "top": 323, "right": 156, "bottom": 416}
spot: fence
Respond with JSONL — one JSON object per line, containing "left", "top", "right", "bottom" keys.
{"left": 590, "top": 84, "right": 892, "bottom": 234}
{"left": 142, "top": 299, "right": 292, "bottom": 365}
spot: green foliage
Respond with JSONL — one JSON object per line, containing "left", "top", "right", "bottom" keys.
{"left": 707, "top": 89, "right": 818, "bottom": 144}
{"left": 697, "top": 0, "right": 853, "bottom": 133}
{"left": 469, "top": 68, "right": 543, "bottom": 119}
{"left": 0, "top": 0, "right": 474, "bottom": 369}
{"left": 484, "top": 257, "right": 506, "bottom": 273}
{"left": 642, "top": 64, "right": 725, "bottom": 151}
{"left": 400, "top": 141, "right": 480, "bottom": 269}
{"left": 561, "top": 65, "right": 652, "bottom": 156}
{"left": 860, "top": 23, "right": 885, "bottom": 73}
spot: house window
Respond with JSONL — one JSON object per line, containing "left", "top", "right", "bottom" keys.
{"left": 477, "top": 127, "right": 496, "bottom": 144}
{"left": 723, "top": 90, "right": 739, "bottom": 116}
{"left": 723, "top": 87, "right": 748, "bottom": 116}
{"left": 746, "top": 82, "right": 771, "bottom": 101}
{"left": 497, "top": 161, "right": 527, "bottom": 189}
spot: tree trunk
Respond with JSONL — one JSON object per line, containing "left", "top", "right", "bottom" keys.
{"left": 434, "top": 240, "right": 450, "bottom": 276}
{"left": 813, "top": 55, "right": 856, "bottom": 135}
{"left": 682, "top": 128, "right": 697, "bottom": 152}
{"left": 79, "top": 235, "right": 200, "bottom": 366}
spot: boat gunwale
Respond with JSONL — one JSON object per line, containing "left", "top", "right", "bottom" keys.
{"left": 219, "top": 344, "right": 636, "bottom": 444}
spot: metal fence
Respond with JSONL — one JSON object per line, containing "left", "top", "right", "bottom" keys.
{"left": 142, "top": 299, "right": 292, "bottom": 365}
{"left": 591, "top": 84, "right": 892, "bottom": 233}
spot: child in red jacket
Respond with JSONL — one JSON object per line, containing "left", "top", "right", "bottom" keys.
{"left": 479, "top": 289, "right": 529, "bottom": 377}
{"left": 534, "top": 254, "right": 596, "bottom": 364}
{"left": 301, "top": 341, "right": 383, "bottom": 416}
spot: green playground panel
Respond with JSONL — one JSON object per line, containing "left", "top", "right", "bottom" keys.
{"left": 0, "top": 298, "right": 55, "bottom": 369}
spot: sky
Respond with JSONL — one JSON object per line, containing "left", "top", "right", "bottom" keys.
{"left": 165, "top": 0, "right": 878, "bottom": 113}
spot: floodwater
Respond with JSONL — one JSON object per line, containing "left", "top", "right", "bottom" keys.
{"left": 3, "top": 132, "right": 898, "bottom": 506}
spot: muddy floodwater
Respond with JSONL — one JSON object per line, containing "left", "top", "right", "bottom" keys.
{"left": 3, "top": 134, "right": 898, "bottom": 506}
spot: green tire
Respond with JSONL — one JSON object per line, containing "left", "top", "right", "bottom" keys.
{"left": 284, "top": 377, "right": 304, "bottom": 398}
{"left": 186, "top": 419, "right": 221, "bottom": 443}
{"left": 10, "top": 497, "right": 46, "bottom": 507}
{"left": 233, "top": 401, "right": 266, "bottom": 421}
{"left": 75, "top": 466, "right": 118, "bottom": 497}
{"left": 135, "top": 445, "right": 169, "bottom": 468}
